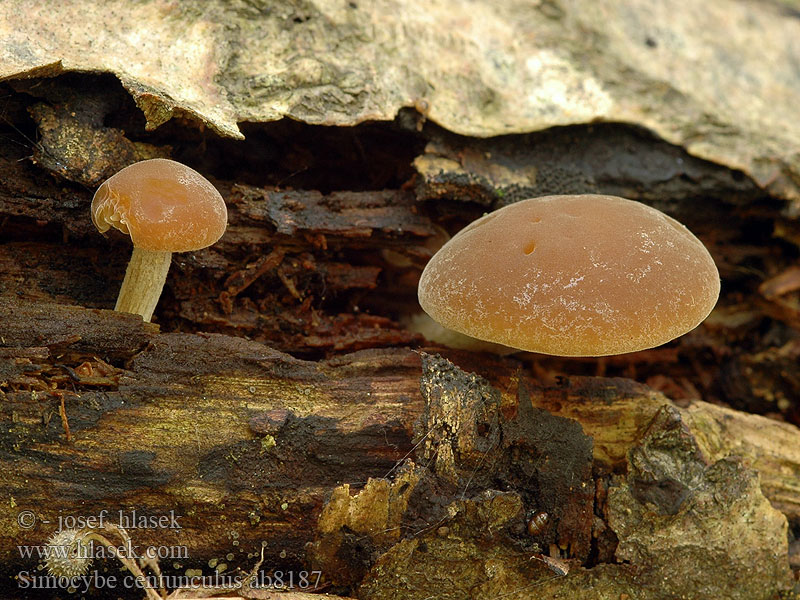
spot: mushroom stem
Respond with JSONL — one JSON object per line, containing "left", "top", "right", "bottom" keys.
{"left": 115, "top": 248, "right": 172, "bottom": 322}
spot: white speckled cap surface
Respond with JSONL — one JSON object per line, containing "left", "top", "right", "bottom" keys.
{"left": 418, "top": 194, "right": 720, "bottom": 356}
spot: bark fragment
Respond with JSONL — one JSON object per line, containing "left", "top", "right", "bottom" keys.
{"left": 608, "top": 406, "right": 791, "bottom": 599}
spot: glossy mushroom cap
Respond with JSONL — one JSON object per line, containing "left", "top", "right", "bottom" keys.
{"left": 91, "top": 158, "right": 227, "bottom": 252}
{"left": 418, "top": 194, "right": 720, "bottom": 356}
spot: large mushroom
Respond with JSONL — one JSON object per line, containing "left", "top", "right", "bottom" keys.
{"left": 417, "top": 194, "right": 720, "bottom": 356}
{"left": 91, "top": 158, "right": 227, "bottom": 322}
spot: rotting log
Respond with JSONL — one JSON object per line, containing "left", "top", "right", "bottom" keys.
{"left": 0, "top": 299, "right": 797, "bottom": 598}
{"left": 0, "top": 301, "right": 422, "bottom": 573}
{"left": 2, "top": 75, "right": 800, "bottom": 598}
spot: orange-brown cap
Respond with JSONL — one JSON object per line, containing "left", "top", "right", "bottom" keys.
{"left": 418, "top": 194, "right": 720, "bottom": 356}
{"left": 91, "top": 158, "right": 227, "bottom": 252}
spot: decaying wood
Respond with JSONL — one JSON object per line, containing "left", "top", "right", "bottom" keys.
{"left": 0, "top": 151, "right": 434, "bottom": 353}
{"left": 5, "top": 0, "right": 800, "bottom": 210}
{"left": 2, "top": 74, "right": 800, "bottom": 599}
{"left": 0, "top": 299, "right": 795, "bottom": 598}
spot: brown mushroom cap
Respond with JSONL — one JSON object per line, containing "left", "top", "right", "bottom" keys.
{"left": 91, "top": 158, "right": 227, "bottom": 252}
{"left": 418, "top": 194, "right": 720, "bottom": 356}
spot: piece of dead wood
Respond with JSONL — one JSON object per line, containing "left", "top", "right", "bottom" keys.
{"left": 0, "top": 299, "right": 797, "bottom": 599}
{"left": 4, "top": 0, "right": 800, "bottom": 208}
{"left": 0, "top": 161, "right": 438, "bottom": 353}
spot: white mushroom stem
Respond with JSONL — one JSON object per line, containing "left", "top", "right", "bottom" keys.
{"left": 404, "top": 312, "right": 517, "bottom": 355}
{"left": 115, "top": 248, "right": 172, "bottom": 322}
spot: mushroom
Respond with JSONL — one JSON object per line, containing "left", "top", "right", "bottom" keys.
{"left": 91, "top": 158, "right": 227, "bottom": 322}
{"left": 403, "top": 311, "right": 516, "bottom": 355}
{"left": 417, "top": 194, "right": 720, "bottom": 356}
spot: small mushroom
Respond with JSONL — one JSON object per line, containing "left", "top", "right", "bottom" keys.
{"left": 91, "top": 158, "right": 227, "bottom": 322}
{"left": 418, "top": 194, "right": 720, "bottom": 356}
